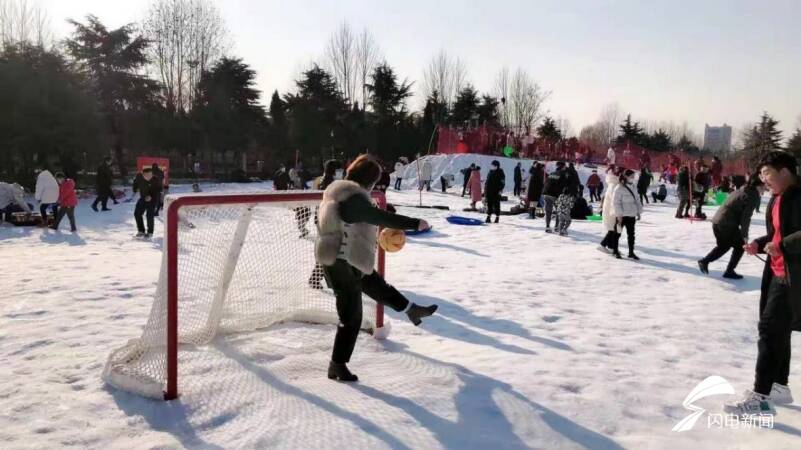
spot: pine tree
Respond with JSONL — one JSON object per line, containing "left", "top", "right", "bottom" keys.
{"left": 650, "top": 129, "right": 672, "bottom": 152}
{"left": 787, "top": 128, "right": 801, "bottom": 161}
{"left": 742, "top": 112, "right": 783, "bottom": 165}
{"left": 616, "top": 114, "right": 644, "bottom": 145}
{"left": 536, "top": 116, "right": 561, "bottom": 142}
{"left": 449, "top": 85, "right": 479, "bottom": 126}
{"left": 477, "top": 95, "right": 500, "bottom": 127}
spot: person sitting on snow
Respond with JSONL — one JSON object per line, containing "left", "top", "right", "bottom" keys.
{"left": 0, "top": 181, "right": 32, "bottom": 223}
{"left": 651, "top": 184, "right": 668, "bottom": 203}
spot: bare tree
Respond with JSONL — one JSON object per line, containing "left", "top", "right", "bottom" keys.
{"left": 0, "top": 0, "right": 51, "bottom": 49}
{"left": 355, "top": 28, "right": 380, "bottom": 109}
{"left": 143, "top": 0, "right": 229, "bottom": 111}
{"left": 556, "top": 116, "right": 573, "bottom": 138}
{"left": 494, "top": 67, "right": 511, "bottom": 128}
{"left": 325, "top": 21, "right": 357, "bottom": 105}
{"left": 422, "top": 50, "right": 467, "bottom": 108}
{"left": 597, "top": 102, "right": 622, "bottom": 146}
{"left": 507, "top": 68, "right": 550, "bottom": 135}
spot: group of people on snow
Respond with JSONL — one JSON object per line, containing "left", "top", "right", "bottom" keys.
{"left": 0, "top": 170, "right": 78, "bottom": 231}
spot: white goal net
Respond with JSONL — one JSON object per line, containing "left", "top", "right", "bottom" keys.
{"left": 103, "top": 191, "right": 384, "bottom": 399}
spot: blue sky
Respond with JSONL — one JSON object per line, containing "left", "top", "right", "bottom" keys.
{"left": 44, "top": 0, "right": 801, "bottom": 140}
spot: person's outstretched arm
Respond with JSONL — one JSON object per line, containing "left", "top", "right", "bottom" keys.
{"left": 339, "top": 194, "right": 423, "bottom": 230}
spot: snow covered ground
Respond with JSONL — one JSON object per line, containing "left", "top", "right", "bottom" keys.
{"left": 2, "top": 159, "right": 801, "bottom": 449}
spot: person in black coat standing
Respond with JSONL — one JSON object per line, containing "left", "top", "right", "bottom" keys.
{"left": 526, "top": 162, "right": 545, "bottom": 216}
{"left": 513, "top": 162, "right": 523, "bottom": 197}
{"left": 91, "top": 157, "right": 115, "bottom": 212}
{"left": 698, "top": 175, "right": 765, "bottom": 279}
{"left": 675, "top": 166, "right": 691, "bottom": 218}
{"left": 637, "top": 168, "right": 653, "bottom": 204}
{"left": 484, "top": 160, "right": 505, "bottom": 223}
{"left": 726, "top": 151, "right": 801, "bottom": 416}
{"left": 150, "top": 163, "right": 165, "bottom": 216}
{"left": 132, "top": 168, "right": 155, "bottom": 238}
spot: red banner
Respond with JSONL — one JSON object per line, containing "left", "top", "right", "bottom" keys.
{"left": 136, "top": 156, "right": 170, "bottom": 185}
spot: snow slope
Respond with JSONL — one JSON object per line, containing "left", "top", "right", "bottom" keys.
{"left": 1, "top": 168, "right": 800, "bottom": 449}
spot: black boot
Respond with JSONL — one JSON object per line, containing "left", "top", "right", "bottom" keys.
{"left": 328, "top": 361, "right": 358, "bottom": 382}
{"left": 723, "top": 271, "right": 744, "bottom": 280}
{"left": 627, "top": 252, "right": 640, "bottom": 260}
{"left": 494, "top": 216, "right": 499, "bottom": 223}
{"left": 406, "top": 303, "right": 438, "bottom": 326}
{"left": 698, "top": 260, "right": 709, "bottom": 274}
{"left": 485, "top": 216, "right": 491, "bottom": 223}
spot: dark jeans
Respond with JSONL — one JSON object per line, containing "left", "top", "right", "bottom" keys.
{"left": 639, "top": 191, "right": 649, "bottom": 204}
{"left": 588, "top": 187, "right": 600, "bottom": 202}
{"left": 694, "top": 191, "right": 706, "bottom": 216}
{"left": 754, "top": 277, "right": 794, "bottom": 395}
{"left": 700, "top": 225, "right": 744, "bottom": 274}
{"left": 323, "top": 259, "right": 409, "bottom": 363}
{"left": 152, "top": 190, "right": 163, "bottom": 215}
{"left": 461, "top": 180, "right": 469, "bottom": 197}
{"left": 543, "top": 195, "right": 557, "bottom": 228}
{"left": 513, "top": 181, "right": 522, "bottom": 197}
{"left": 651, "top": 192, "right": 666, "bottom": 203}
{"left": 134, "top": 199, "right": 155, "bottom": 234}
{"left": 600, "top": 230, "right": 620, "bottom": 251}
{"left": 92, "top": 187, "right": 112, "bottom": 209}
{"left": 40, "top": 203, "right": 58, "bottom": 223}
{"left": 676, "top": 191, "right": 690, "bottom": 217}
{"left": 394, "top": 178, "right": 402, "bottom": 190}
{"left": 53, "top": 206, "right": 76, "bottom": 231}
{"left": 486, "top": 195, "right": 501, "bottom": 218}
{"left": 618, "top": 216, "right": 636, "bottom": 254}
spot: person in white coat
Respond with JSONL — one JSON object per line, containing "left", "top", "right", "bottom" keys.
{"left": 599, "top": 166, "right": 622, "bottom": 256}
{"left": 0, "top": 181, "right": 32, "bottom": 222}
{"left": 419, "top": 158, "right": 433, "bottom": 191}
{"left": 612, "top": 169, "right": 644, "bottom": 260}
{"left": 35, "top": 169, "right": 60, "bottom": 224}
{"left": 607, "top": 147, "right": 616, "bottom": 165}
{"left": 393, "top": 160, "right": 405, "bottom": 190}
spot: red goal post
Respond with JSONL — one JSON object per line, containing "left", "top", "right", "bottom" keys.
{"left": 161, "top": 191, "right": 387, "bottom": 400}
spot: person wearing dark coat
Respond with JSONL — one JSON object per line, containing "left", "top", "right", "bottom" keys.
{"left": 132, "top": 169, "right": 155, "bottom": 237}
{"left": 698, "top": 176, "right": 765, "bottom": 279}
{"left": 91, "top": 157, "right": 115, "bottom": 211}
{"left": 526, "top": 162, "right": 545, "bottom": 216}
{"left": 651, "top": 184, "right": 668, "bottom": 203}
{"left": 725, "top": 151, "right": 801, "bottom": 416}
{"left": 484, "top": 160, "right": 505, "bottom": 223}
{"left": 461, "top": 164, "right": 476, "bottom": 197}
{"left": 555, "top": 163, "right": 581, "bottom": 236}
{"left": 637, "top": 168, "right": 653, "bottom": 204}
{"left": 274, "top": 165, "right": 291, "bottom": 190}
{"left": 542, "top": 162, "right": 566, "bottom": 232}
{"left": 513, "top": 162, "right": 523, "bottom": 197}
{"left": 693, "top": 166, "right": 711, "bottom": 219}
{"left": 150, "top": 163, "right": 165, "bottom": 216}
{"left": 675, "top": 166, "right": 691, "bottom": 218}
{"left": 570, "top": 195, "right": 593, "bottom": 219}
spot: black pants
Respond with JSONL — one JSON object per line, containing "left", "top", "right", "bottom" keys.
{"left": 53, "top": 206, "right": 76, "bottom": 231}
{"left": 588, "top": 187, "right": 599, "bottom": 202}
{"left": 617, "top": 216, "right": 636, "bottom": 254}
{"left": 676, "top": 192, "right": 691, "bottom": 217}
{"left": 461, "top": 180, "right": 469, "bottom": 197}
{"left": 513, "top": 181, "right": 522, "bottom": 197}
{"left": 694, "top": 191, "right": 706, "bottom": 216}
{"left": 651, "top": 192, "right": 666, "bottom": 203}
{"left": 40, "top": 203, "right": 58, "bottom": 223}
{"left": 394, "top": 178, "right": 402, "bottom": 190}
{"left": 543, "top": 195, "right": 557, "bottom": 228}
{"left": 754, "top": 277, "right": 794, "bottom": 395}
{"left": 486, "top": 195, "right": 501, "bottom": 218}
{"left": 323, "top": 260, "right": 409, "bottom": 363}
{"left": 152, "top": 190, "right": 163, "bottom": 215}
{"left": 92, "top": 187, "right": 111, "bottom": 209}
{"left": 639, "top": 191, "right": 649, "bottom": 204}
{"left": 134, "top": 199, "right": 155, "bottom": 234}
{"left": 600, "top": 229, "right": 620, "bottom": 249}
{"left": 700, "top": 225, "right": 744, "bottom": 274}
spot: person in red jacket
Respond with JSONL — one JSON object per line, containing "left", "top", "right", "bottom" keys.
{"left": 51, "top": 172, "right": 77, "bottom": 232}
{"left": 586, "top": 170, "right": 602, "bottom": 202}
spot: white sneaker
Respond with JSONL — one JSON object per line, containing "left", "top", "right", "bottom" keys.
{"left": 770, "top": 383, "right": 794, "bottom": 405}
{"left": 724, "top": 390, "right": 776, "bottom": 416}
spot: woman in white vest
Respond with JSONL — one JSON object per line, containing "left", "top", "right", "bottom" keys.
{"left": 316, "top": 154, "right": 437, "bottom": 382}
{"left": 612, "top": 169, "right": 644, "bottom": 260}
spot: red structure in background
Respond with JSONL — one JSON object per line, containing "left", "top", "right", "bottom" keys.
{"left": 436, "top": 124, "right": 750, "bottom": 178}
{"left": 137, "top": 156, "right": 171, "bottom": 184}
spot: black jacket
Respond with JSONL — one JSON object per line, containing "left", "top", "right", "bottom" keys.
{"left": 527, "top": 166, "right": 545, "bottom": 201}
{"left": 677, "top": 169, "right": 690, "bottom": 193}
{"left": 274, "top": 170, "right": 290, "bottom": 190}
{"left": 543, "top": 170, "right": 565, "bottom": 197}
{"left": 133, "top": 174, "right": 153, "bottom": 201}
{"left": 711, "top": 185, "right": 761, "bottom": 239}
{"left": 513, "top": 165, "right": 522, "bottom": 183}
{"left": 96, "top": 163, "right": 113, "bottom": 190}
{"left": 484, "top": 168, "right": 505, "bottom": 198}
{"left": 637, "top": 171, "right": 652, "bottom": 193}
{"left": 755, "top": 183, "right": 801, "bottom": 330}
{"left": 563, "top": 168, "right": 580, "bottom": 196}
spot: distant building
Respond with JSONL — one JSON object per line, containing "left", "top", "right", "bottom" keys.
{"left": 704, "top": 124, "right": 732, "bottom": 153}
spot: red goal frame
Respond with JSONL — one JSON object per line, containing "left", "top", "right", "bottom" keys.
{"left": 163, "top": 191, "right": 387, "bottom": 400}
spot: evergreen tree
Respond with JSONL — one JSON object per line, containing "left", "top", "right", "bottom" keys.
{"left": 449, "top": 85, "right": 479, "bottom": 126}
{"left": 536, "top": 116, "right": 561, "bottom": 142}
{"left": 786, "top": 128, "right": 801, "bottom": 161}
{"left": 365, "top": 63, "right": 412, "bottom": 117}
{"left": 66, "top": 15, "right": 160, "bottom": 178}
{"left": 268, "top": 90, "right": 289, "bottom": 159}
{"left": 477, "top": 95, "right": 500, "bottom": 127}
{"left": 616, "top": 114, "right": 644, "bottom": 145}
{"left": 649, "top": 129, "right": 672, "bottom": 152}
{"left": 742, "top": 112, "right": 784, "bottom": 165}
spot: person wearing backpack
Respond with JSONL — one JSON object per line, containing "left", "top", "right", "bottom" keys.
{"left": 612, "top": 169, "right": 643, "bottom": 260}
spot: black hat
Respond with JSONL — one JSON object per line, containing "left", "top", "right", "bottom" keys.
{"left": 491, "top": 160, "right": 500, "bottom": 167}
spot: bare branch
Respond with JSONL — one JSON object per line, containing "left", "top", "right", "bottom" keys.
{"left": 422, "top": 50, "right": 467, "bottom": 108}
{"left": 325, "top": 21, "right": 357, "bottom": 104}
{"left": 355, "top": 28, "right": 380, "bottom": 109}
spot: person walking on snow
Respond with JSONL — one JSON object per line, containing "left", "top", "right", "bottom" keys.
{"left": 461, "top": 163, "right": 476, "bottom": 197}
{"left": 637, "top": 167, "right": 653, "bottom": 204}
{"left": 586, "top": 170, "right": 602, "bottom": 202}
{"left": 35, "top": 168, "right": 59, "bottom": 225}
{"left": 542, "top": 162, "right": 566, "bottom": 233}
{"left": 675, "top": 166, "right": 691, "bottom": 218}
{"left": 612, "top": 169, "right": 643, "bottom": 260}
{"left": 468, "top": 166, "right": 482, "bottom": 210}
{"left": 484, "top": 161, "right": 505, "bottom": 223}
{"left": 92, "top": 157, "right": 115, "bottom": 211}
{"left": 725, "top": 151, "right": 801, "bottom": 417}
{"left": 133, "top": 168, "right": 155, "bottom": 238}
{"left": 51, "top": 172, "right": 77, "bottom": 232}
{"left": 316, "top": 154, "right": 437, "bottom": 382}
{"left": 555, "top": 163, "right": 580, "bottom": 236}
{"left": 698, "top": 175, "right": 765, "bottom": 279}
{"left": 419, "top": 158, "right": 433, "bottom": 191}
{"left": 513, "top": 162, "right": 523, "bottom": 197}
{"left": 599, "top": 166, "right": 622, "bottom": 256}
{"left": 526, "top": 162, "right": 545, "bottom": 217}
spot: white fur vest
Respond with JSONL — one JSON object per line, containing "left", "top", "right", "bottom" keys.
{"left": 315, "top": 180, "right": 378, "bottom": 274}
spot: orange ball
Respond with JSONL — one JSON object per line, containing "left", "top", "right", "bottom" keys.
{"left": 378, "top": 228, "right": 406, "bottom": 252}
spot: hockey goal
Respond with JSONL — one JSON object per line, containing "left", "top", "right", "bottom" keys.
{"left": 103, "top": 191, "right": 387, "bottom": 400}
